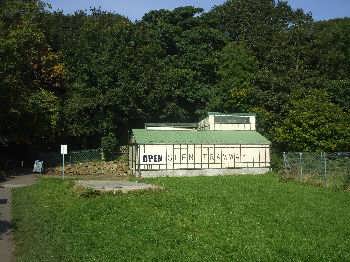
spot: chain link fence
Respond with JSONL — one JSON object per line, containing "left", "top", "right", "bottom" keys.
{"left": 38, "top": 149, "right": 102, "bottom": 167}
{"left": 38, "top": 146, "right": 128, "bottom": 168}
{"left": 282, "top": 152, "right": 350, "bottom": 190}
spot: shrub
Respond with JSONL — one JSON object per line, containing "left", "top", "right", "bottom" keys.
{"left": 271, "top": 151, "right": 283, "bottom": 172}
{"left": 101, "top": 132, "right": 118, "bottom": 161}
{"left": 343, "top": 171, "right": 350, "bottom": 191}
{"left": 0, "top": 169, "right": 6, "bottom": 181}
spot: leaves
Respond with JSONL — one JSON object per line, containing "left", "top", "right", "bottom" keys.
{"left": 274, "top": 90, "right": 350, "bottom": 151}
{"left": 0, "top": 0, "right": 349, "bottom": 152}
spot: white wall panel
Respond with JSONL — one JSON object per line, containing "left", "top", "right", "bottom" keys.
{"left": 131, "top": 144, "right": 270, "bottom": 171}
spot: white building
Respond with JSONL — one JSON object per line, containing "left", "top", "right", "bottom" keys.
{"left": 129, "top": 112, "right": 271, "bottom": 177}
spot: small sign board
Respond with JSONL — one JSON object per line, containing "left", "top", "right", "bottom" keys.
{"left": 33, "top": 160, "right": 44, "bottom": 173}
{"left": 61, "top": 145, "right": 68, "bottom": 155}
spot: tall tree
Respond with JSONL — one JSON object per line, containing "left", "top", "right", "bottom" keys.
{"left": 210, "top": 42, "right": 258, "bottom": 113}
{"left": 0, "top": 0, "right": 64, "bottom": 145}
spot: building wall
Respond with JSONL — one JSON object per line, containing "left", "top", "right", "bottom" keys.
{"left": 130, "top": 143, "right": 270, "bottom": 175}
{"left": 141, "top": 168, "right": 270, "bottom": 177}
{"left": 213, "top": 123, "right": 255, "bottom": 131}
{"left": 198, "top": 115, "right": 256, "bottom": 131}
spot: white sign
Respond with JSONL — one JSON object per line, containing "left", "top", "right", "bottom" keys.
{"left": 61, "top": 145, "right": 68, "bottom": 155}
{"left": 141, "top": 147, "right": 167, "bottom": 164}
{"left": 141, "top": 154, "right": 165, "bottom": 164}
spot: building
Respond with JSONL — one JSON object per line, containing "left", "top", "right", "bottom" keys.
{"left": 129, "top": 112, "right": 271, "bottom": 177}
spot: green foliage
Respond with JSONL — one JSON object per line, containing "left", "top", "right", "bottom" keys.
{"left": 211, "top": 42, "right": 257, "bottom": 112}
{"left": 0, "top": 0, "right": 349, "bottom": 152}
{"left": 101, "top": 132, "right": 118, "bottom": 161}
{"left": 275, "top": 90, "right": 350, "bottom": 151}
{"left": 0, "top": 0, "right": 64, "bottom": 145}
{"left": 0, "top": 169, "right": 6, "bottom": 181}
{"left": 12, "top": 176, "right": 350, "bottom": 261}
{"left": 26, "top": 89, "right": 60, "bottom": 139}
{"left": 270, "top": 151, "right": 284, "bottom": 172}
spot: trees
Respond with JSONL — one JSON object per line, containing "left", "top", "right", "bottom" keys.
{"left": 0, "top": 0, "right": 64, "bottom": 146}
{"left": 134, "top": 7, "right": 228, "bottom": 122}
{"left": 275, "top": 90, "right": 350, "bottom": 151}
{"left": 54, "top": 9, "right": 134, "bottom": 147}
{"left": 0, "top": 0, "right": 349, "bottom": 153}
{"left": 210, "top": 42, "right": 258, "bottom": 113}
{"left": 311, "top": 19, "right": 350, "bottom": 112}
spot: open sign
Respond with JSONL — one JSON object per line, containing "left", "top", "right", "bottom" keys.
{"left": 142, "top": 154, "right": 163, "bottom": 163}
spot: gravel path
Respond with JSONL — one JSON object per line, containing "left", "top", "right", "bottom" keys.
{"left": 0, "top": 174, "right": 37, "bottom": 262}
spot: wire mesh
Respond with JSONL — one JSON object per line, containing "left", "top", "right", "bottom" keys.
{"left": 283, "top": 152, "right": 350, "bottom": 189}
{"left": 118, "top": 145, "right": 128, "bottom": 154}
{"left": 39, "top": 146, "right": 129, "bottom": 168}
{"left": 69, "top": 149, "right": 102, "bottom": 164}
{"left": 39, "top": 148, "right": 103, "bottom": 167}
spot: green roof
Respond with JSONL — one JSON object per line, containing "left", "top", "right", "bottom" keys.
{"left": 132, "top": 129, "right": 270, "bottom": 145}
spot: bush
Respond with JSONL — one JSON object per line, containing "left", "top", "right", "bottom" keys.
{"left": 0, "top": 169, "right": 6, "bottom": 181}
{"left": 101, "top": 132, "right": 118, "bottom": 161}
{"left": 271, "top": 151, "right": 283, "bottom": 172}
{"left": 343, "top": 172, "right": 350, "bottom": 191}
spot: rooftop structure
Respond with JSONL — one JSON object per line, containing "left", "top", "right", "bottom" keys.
{"left": 145, "top": 123, "right": 197, "bottom": 131}
{"left": 198, "top": 112, "right": 256, "bottom": 131}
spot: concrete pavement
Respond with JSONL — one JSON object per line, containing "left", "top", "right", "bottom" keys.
{"left": 0, "top": 173, "right": 37, "bottom": 262}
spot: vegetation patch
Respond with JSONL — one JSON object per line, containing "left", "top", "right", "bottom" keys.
{"left": 1, "top": 1, "right": 349, "bottom": 154}
{"left": 12, "top": 175, "right": 350, "bottom": 261}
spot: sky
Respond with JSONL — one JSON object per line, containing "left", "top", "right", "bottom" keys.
{"left": 45, "top": 0, "right": 350, "bottom": 21}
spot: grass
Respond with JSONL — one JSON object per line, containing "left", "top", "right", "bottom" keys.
{"left": 12, "top": 174, "right": 350, "bottom": 261}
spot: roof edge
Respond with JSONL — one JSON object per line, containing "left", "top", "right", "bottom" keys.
{"left": 208, "top": 112, "right": 256, "bottom": 116}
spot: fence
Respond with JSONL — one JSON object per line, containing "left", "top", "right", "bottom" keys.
{"left": 39, "top": 146, "right": 128, "bottom": 167}
{"left": 282, "top": 152, "right": 350, "bottom": 189}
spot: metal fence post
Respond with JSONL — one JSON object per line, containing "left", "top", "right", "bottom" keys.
{"left": 320, "top": 152, "right": 322, "bottom": 177}
{"left": 62, "top": 154, "right": 65, "bottom": 179}
{"left": 320, "top": 152, "right": 324, "bottom": 180}
{"left": 100, "top": 148, "right": 105, "bottom": 161}
{"left": 299, "top": 152, "right": 303, "bottom": 178}
{"left": 324, "top": 152, "right": 327, "bottom": 180}
{"left": 138, "top": 145, "right": 141, "bottom": 177}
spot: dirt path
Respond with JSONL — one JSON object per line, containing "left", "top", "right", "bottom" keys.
{"left": 0, "top": 174, "right": 37, "bottom": 262}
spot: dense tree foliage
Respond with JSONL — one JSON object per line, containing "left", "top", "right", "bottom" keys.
{"left": 0, "top": 0, "right": 349, "bottom": 155}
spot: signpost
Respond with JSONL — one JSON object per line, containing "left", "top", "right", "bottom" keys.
{"left": 61, "top": 145, "right": 67, "bottom": 179}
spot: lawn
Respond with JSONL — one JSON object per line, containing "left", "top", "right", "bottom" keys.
{"left": 12, "top": 175, "right": 350, "bottom": 262}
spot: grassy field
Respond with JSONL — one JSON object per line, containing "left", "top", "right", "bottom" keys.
{"left": 12, "top": 175, "right": 350, "bottom": 261}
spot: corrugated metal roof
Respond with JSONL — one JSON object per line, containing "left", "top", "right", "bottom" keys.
{"left": 132, "top": 129, "right": 270, "bottom": 145}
